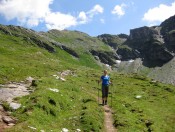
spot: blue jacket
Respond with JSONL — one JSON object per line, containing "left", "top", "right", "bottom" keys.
{"left": 101, "top": 75, "right": 110, "bottom": 85}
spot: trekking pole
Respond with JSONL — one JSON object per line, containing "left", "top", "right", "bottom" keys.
{"left": 97, "top": 80, "right": 99, "bottom": 105}
{"left": 111, "top": 81, "right": 113, "bottom": 108}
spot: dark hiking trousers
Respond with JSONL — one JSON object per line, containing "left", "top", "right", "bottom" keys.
{"left": 102, "top": 85, "right": 109, "bottom": 98}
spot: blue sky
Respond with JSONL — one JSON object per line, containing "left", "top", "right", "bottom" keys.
{"left": 0, "top": 0, "right": 175, "bottom": 36}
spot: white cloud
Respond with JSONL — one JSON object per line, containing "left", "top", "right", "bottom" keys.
{"left": 0, "top": 1, "right": 104, "bottom": 30}
{"left": 143, "top": 2, "right": 175, "bottom": 23}
{"left": 112, "top": 3, "right": 127, "bottom": 17}
{"left": 46, "top": 4, "right": 104, "bottom": 30}
{"left": 0, "top": 0, "right": 52, "bottom": 26}
{"left": 87, "top": 4, "right": 104, "bottom": 19}
{"left": 45, "top": 12, "right": 77, "bottom": 30}
{"left": 27, "top": 18, "right": 40, "bottom": 27}
{"left": 78, "top": 11, "right": 88, "bottom": 24}
{"left": 88, "top": 4, "right": 104, "bottom": 20}
{"left": 94, "top": 5, "right": 104, "bottom": 13}
{"left": 88, "top": 4, "right": 104, "bottom": 14}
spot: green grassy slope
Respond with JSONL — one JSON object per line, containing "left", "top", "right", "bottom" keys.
{"left": 41, "top": 30, "right": 112, "bottom": 52}
{"left": 110, "top": 74, "right": 175, "bottom": 132}
{"left": 7, "top": 68, "right": 105, "bottom": 132}
{"left": 0, "top": 29, "right": 101, "bottom": 83}
{"left": 1, "top": 25, "right": 175, "bottom": 132}
{"left": 0, "top": 29, "right": 104, "bottom": 131}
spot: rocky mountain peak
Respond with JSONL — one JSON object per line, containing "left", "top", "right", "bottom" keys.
{"left": 129, "top": 26, "right": 159, "bottom": 41}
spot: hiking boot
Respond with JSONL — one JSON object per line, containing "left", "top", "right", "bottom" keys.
{"left": 105, "top": 100, "right": 107, "bottom": 105}
{"left": 102, "top": 100, "right": 105, "bottom": 106}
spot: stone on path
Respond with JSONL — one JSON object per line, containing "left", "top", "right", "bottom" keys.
{"left": 7, "top": 84, "right": 18, "bottom": 88}
{"left": 0, "top": 84, "right": 30, "bottom": 104}
{"left": 2, "top": 116, "right": 16, "bottom": 124}
{"left": 9, "top": 103, "right": 21, "bottom": 110}
{"left": 7, "top": 123, "right": 15, "bottom": 126}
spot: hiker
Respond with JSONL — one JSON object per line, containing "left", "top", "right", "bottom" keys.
{"left": 98, "top": 70, "right": 111, "bottom": 105}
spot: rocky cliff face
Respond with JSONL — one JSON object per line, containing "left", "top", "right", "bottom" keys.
{"left": 95, "top": 15, "right": 175, "bottom": 68}
{"left": 129, "top": 26, "right": 159, "bottom": 42}
{"left": 126, "top": 26, "right": 173, "bottom": 67}
{"left": 90, "top": 50, "right": 119, "bottom": 65}
{"left": 112, "top": 15, "right": 175, "bottom": 67}
{"left": 160, "top": 15, "right": 175, "bottom": 52}
{"left": 97, "top": 34, "right": 128, "bottom": 49}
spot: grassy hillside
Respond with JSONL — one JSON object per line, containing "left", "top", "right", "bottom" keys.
{"left": 0, "top": 29, "right": 101, "bottom": 83}
{"left": 6, "top": 68, "right": 105, "bottom": 132}
{"left": 0, "top": 25, "right": 175, "bottom": 132}
{"left": 41, "top": 30, "right": 112, "bottom": 53}
{"left": 0, "top": 28, "right": 105, "bottom": 131}
{"left": 111, "top": 74, "right": 175, "bottom": 132}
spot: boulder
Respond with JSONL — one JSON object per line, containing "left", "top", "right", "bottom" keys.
{"left": 9, "top": 102, "right": 21, "bottom": 110}
{"left": 26, "top": 77, "right": 37, "bottom": 87}
{"left": 2, "top": 116, "right": 16, "bottom": 124}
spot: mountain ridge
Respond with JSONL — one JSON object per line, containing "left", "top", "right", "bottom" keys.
{"left": 0, "top": 14, "right": 175, "bottom": 85}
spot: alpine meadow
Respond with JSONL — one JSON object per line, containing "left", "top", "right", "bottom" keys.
{"left": 0, "top": 14, "right": 175, "bottom": 132}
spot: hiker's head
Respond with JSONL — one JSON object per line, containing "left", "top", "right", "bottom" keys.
{"left": 103, "top": 70, "right": 107, "bottom": 75}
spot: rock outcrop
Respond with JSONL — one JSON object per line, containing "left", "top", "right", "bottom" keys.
{"left": 0, "top": 25, "right": 55, "bottom": 53}
{"left": 113, "top": 15, "right": 175, "bottom": 67}
{"left": 97, "top": 16, "right": 175, "bottom": 67}
{"left": 160, "top": 15, "right": 175, "bottom": 52}
{"left": 97, "top": 34, "right": 128, "bottom": 49}
{"left": 90, "top": 50, "right": 119, "bottom": 65}
{"left": 61, "top": 45, "right": 79, "bottom": 58}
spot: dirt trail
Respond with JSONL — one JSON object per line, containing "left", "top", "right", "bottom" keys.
{"left": 104, "top": 105, "right": 116, "bottom": 132}
{"left": 82, "top": 87, "right": 117, "bottom": 132}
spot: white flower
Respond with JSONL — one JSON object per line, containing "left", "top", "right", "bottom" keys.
{"left": 62, "top": 128, "right": 69, "bottom": 132}
{"left": 135, "top": 95, "right": 142, "bottom": 99}
{"left": 48, "top": 88, "right": 59, "bottom": 93}
{"left": 28, "top": 126, "right": 37, "bottom": 130}
{"left": 60, "top": 77, "right": 66, "bottom": 81}
{"left": 76, "top": 128, "right": 81, "bottom": 132}
{"left": 56, "top": 76, "right": 60, "bottom": 79}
